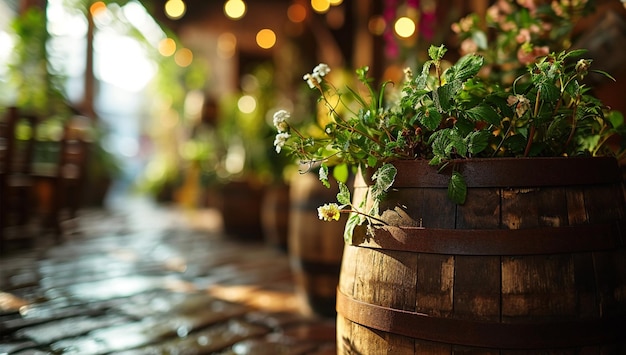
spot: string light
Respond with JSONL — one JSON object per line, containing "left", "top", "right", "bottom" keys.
{"left": 394, "top": 16, "right": 416, "bottom": 38}
{"left": 311, "top": 0, "right": 330, "bottom": 14}
{"left": 287, "top": 3, "right": 307, "bottom": 23}
{"left": 174, "top": 48, "right": 193, "bottom": 67}
{"left": 256, "top": 29, "right": 276, "bottom": 49}
{"left": 158, "top": 38, "right": 176, "bottom": 57}
{"left": 164, "top": 0, "right": 186, "bottom": 20}
{"left": 224, "top": 0, "right": 246, "bottom": 20}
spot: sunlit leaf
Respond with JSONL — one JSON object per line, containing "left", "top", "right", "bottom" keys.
{"left": 337, "top": 182, "right": 351, "bottom": 205}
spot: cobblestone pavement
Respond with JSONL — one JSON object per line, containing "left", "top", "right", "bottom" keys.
{"left": 0, "top": 199, "right": 337, "bottom": 354}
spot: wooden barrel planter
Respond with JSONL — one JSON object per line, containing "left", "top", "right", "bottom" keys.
{"left": 289, "top": 171, "right": 346, "bottom": 317}
{"left": 219, "top": 179, "right": 265, "bottom": 241}
{"left": 337, "top": 157, "right": 626, "bottom": 354}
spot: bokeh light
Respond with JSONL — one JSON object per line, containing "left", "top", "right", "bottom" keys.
{"left": 368, "top": 15, "right": 386, "bottom": 36}
{"left": 394, "top": 16, "right": 416, "bottom": 38}
{"left": 174, "top": 48, "right": 193, "bottom": 67}
{"left": 217, "top": 32, "right": 237, "bottom": 59}
{"left": 224, "top": 0, "right": 247, "bottom": 20}
{"left": 326, "top": 6, "right": 344, "bottom": 29}
{"left": 237, "top": 95, "right": 257, "bottom": 114}
{"left": 89, "top": 1, "right": 107, "bottom": 17}
{"left": 311, "top": 0, "right": 330, "bottom": 14}
{"left": 158, "top": 38, "right": 176, "bottom": 56}
{"left": 287, "top": 3, "right": 307, "bottom": 23}
{"left": 164, "top": 0, "right": 186, "bottom": 20}
{"left": 256, "top": 29, "right": 276, "bottom": 49}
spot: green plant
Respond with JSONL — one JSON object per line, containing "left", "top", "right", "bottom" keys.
{"left": 272, "top": 45, "right": 624, "bottom": 242}
{"left": 451, "top": 0, "right": 597, "bottom": 84}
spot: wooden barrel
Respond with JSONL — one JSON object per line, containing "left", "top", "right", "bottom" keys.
{"left": 219, "top": 180, "right": 265, "bottom": 241}
{"left": 337, "top": 157, "right": 626, "bottom": 354}
{"left": 261, "top": 182, "right": 290, "bottom": 251}
{"left": 289, "top": 172, "right": 346, "bottom": 317}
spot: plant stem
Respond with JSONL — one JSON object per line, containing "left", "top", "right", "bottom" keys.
{"left": 341, "top": 209, "right": 389, "bottom": 226}
{"left": 563, "top": 100, "right": 578, "bottom": 152}
{"left": 523, "top": 89, "right": 542, "bottom": 157}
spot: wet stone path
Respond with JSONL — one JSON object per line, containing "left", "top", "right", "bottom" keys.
{"left": 0, "top": 199, "right": 336, "bottom": 354}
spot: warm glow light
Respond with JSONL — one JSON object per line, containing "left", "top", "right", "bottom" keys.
{"left": 256, "top": 29, "right": 276, "bottom": 49}
{"left": 224, "top": 0, "right": 246, "bottom": 20}
{"left": 238, "top": 95, "right": 257, "bottom": 114}
{"left": 329, "top": 0, "right": 343, "bottom": 5}
{"left": 326, "top": 6, "right": 344, "bottom": 29}
{"left": 89, "top": 1, "right": 106, "bottom": 17}
{"left": 394, "top": 16, "right": 416, "bottom": 38}
{"left": 287, "top": 3, "right": 307, "bottom": 23}
{"left": 158, "top": 38, "right": 176, "bottom": 56}
{"left": 368, "top": 15, "right": 386, "bottom": 36}
{"left": 217, "top": 32, "right": 237, "bottom": 59}
{"left": 174, "top": 48, "right": 193, "bottom": 67}
{"left": 165, "top": 0, "right": 186, "bottom": 20}
{"left": 311, "top": 0, "right": 330, "bottom": 13}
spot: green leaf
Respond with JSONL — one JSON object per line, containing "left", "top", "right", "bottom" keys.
{"left": 608, "top": 110, "right": 624, "bottom": 129}
{"left": 429, "top": 129, "right": 449, "bottom": 158}
{"left": 344, "top": 213, "right": 361, "bottom": 244}
{"left": 591, "top": 69, "right": 616, "bottom": 82}
{"left": 367, "top": 155, "right": 378, "bottom": 168}
{"left": 446, "top": 53, "right": 484, "bottom": 82}
{"left": 415, "top": 60, "right": 433, "bottom": 89}
{"left": 428, "top": 44, "right": 447, "bottom": 61}
{"left": 472, "top": 30, "right": 488, "bottom": 50}
{"left": 371, "top": 163, "right": 397, "bottom": 202}
{"left": 336, "top": 182, "right": 352, "bottom": 205}
{"left": 562, "top": 48, "right": 587, "bottom": 60}
{"left": 345, "top": 85, "right": 370, "bottom": 109}
{"left": 332, "top": 163, "right": 349, "bottom": 183}
{"left": 448, "top": 171, "right": 467, "bottom": 204}
{"left": 372, "top": 163, "right": 397, "bottom": 189}
{"left": 465, "top": 104, "right": 500, "bottom": 125}
{"left": 319, "top": 164, "right": 330, "bottom": 188}
{"left": 420, "top": 107, "right": 442, "bottom": 131}
{"left": 447, "top": 130, "right": 467, "bottom": 157}
{"left": 538, "top": 82, "right": 560, "bottom": 102}
{"left": 436, "top": 81, "right": 461, "bottom": 112}
{"left": 429, "top": 155, "right": 442, "bottom": 166}
{"left": 467, "top": 130, "right": 491, "bottom": 155}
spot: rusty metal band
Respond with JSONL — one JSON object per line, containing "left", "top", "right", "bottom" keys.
{"left": 354, "top": 157, "right": 622, "bottom": 188}
{"left": 353, "top": 222, "right": 623, "bottom": 256}
{"left": 336, "top": 289, "right": 625, "bottom": 349}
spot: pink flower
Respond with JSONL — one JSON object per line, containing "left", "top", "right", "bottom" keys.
{"left": 516, "top": 29, "right": 531, "bottom": 44}
{"left": 517, "top": 45, "right": 550, "bottom": 65}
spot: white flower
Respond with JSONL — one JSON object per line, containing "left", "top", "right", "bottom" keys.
{"left": 273, "top": 109, "right": 290, "bottom": 132}
{"left": 303, "top": 63, "right": 330, "bottom": 89}
{"left": 313, "top": 63, "right": 330, "bottom": 77}
{"left": 303, "top": 73, "right": 318, "bottom": 89}
{"left": 507, "top": 94, "right": 531, "bottom": 117}
{"left": 274, "top": 132, "right": 290, "bottom": 153}
{"left": 317, "top": 203, "right": 341, "bottom": 221}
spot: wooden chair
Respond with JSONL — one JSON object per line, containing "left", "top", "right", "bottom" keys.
{"left": 31, "top": 116, "right": 89, "bottom": 241}
{"left": 1, "top": 108, "right": 90, "bottom": 253}
{"left": 36, "top": 115, "right": 90, "bottom": 235}
{"left": 0, "top": 107, "right": 39, "bottom": 253}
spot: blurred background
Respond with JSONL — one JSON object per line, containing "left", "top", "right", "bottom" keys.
{"left": 1, "top": 0, "right": 625, "bottom": 214}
